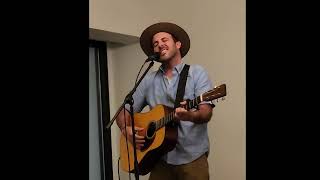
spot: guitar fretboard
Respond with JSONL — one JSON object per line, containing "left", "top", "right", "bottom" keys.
{"left": 154, "top": 96, "right": 202, "bottom": 130}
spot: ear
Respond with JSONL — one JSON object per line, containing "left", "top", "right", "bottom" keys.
{"left": 176, "top": 41, "right": 182, "bottom": 49}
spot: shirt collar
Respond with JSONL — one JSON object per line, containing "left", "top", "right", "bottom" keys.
{"left": 159, "top": 60, "right": 185, "bottom": 74}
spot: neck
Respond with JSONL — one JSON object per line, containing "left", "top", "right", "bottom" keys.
{"left": 162, "top": 56, "right": 182, "bottom": 72}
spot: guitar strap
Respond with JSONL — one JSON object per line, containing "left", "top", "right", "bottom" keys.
{"left": 167, "top": 64, "right": 189, "bottom": 127}
{"left": 174, "top": 64, "right": 190, "bottom": 108}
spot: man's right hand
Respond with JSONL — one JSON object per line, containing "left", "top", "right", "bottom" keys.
{"left": 121, "top": 126, "right": 145, "bottom": 150}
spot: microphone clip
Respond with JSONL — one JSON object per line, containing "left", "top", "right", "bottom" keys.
{"left": 145, "top": 52, "right": 160, "bottom": 62}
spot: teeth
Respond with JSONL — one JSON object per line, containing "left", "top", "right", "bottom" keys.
{"left": 161, "top": 49, "right": 167, "bottom": 53}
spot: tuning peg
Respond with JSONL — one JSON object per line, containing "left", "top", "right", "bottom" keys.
{"left": 222, "top": 97, "right": 225, "bottom": 100}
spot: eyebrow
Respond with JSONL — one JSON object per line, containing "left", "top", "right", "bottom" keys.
{"left": 153, "top": 37, "right": 169, "bottom": 46}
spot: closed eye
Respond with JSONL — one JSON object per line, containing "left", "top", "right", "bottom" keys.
{"left": 162, "top": 37, "right": 168, "bottom": 42}
{"left": 153, "top": 42, "right": 158, "bottom": 48}
{"left": 153, "top": 37, "right": 169, "bottom": 48}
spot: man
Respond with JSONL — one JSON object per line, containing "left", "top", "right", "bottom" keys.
{"left": 116, "top": 22, "right": 214, "bottom": 180}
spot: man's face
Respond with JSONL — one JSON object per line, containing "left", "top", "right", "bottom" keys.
{"left": 152, "top": 32, "right": 181, "bottom": 62}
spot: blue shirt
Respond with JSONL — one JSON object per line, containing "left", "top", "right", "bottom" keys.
{"left": 127, "top": 62, "right": 214, "bottom": 165}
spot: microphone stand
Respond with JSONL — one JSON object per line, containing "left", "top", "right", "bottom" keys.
{"left": 107, "top": 60, "right": 155, "bottom": 180}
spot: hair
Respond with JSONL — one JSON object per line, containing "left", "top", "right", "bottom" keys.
{"left": 171, "top": 34, "right": 179, "bottom": 43}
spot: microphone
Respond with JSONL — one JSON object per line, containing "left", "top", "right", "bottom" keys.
{"left": 145, "top": 52, "right": 160, "bottom": 62}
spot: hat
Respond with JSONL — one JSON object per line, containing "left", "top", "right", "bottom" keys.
{"left": 140, "top": 22, "right": 190, "bottom": 58}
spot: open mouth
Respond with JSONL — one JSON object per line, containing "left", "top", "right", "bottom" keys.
{"left": 160, "top": 49, "right": 168, "bottom": 56}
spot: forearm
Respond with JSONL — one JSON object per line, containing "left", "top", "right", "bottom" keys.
{"left": 116, "top": 108, "right": 131, "bottom": 130}
{"left": 180, "top": 104, "right": 213, "bottom": 124}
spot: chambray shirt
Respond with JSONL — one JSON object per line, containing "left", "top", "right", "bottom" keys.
{"left": 127, "top": 61, "right": 214, "bottom": 165}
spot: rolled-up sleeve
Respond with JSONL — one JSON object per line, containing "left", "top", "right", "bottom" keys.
{"left": 125, "top": 76, "right": 148, "bottom": 113}
{"left": 192, "top": 65, "right": 215, "bottom": 107}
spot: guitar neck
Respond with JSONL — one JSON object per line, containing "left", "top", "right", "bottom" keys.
{"left": 154, "top": 95, "right": 203, "bottom": 131}
{"left": 154, "top": 84, "right": 227, "bottom": 131}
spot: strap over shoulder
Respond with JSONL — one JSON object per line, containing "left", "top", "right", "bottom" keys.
{"left": 174, "top": 64, "right": 190, "bottom": 108}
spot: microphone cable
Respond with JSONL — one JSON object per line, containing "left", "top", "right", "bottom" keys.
{"left": 117, "top": 156, "right": 121, "bottom": 180}
{"left": 123, "top": 108, "right": 131, "bottom": 180}
{"left": 135, "top": 61, "right": 148, "bottom": 85}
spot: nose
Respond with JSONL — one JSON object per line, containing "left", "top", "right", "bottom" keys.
{"left": 159, "top": 43, "right": 167, "bottom": 51}
{"left": 154, "top": 43, "right": 163, "bottom": 52}
{"left": 158, "top": 40, "right": 166, "bottom": 47}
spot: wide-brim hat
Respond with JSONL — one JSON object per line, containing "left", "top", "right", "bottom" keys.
{"left": 140, "top": 22, "right": 190, "bottom": 58}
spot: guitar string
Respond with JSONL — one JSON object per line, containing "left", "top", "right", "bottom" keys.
{"left": 154, "top": 98, "right": 199, "bottom": 130}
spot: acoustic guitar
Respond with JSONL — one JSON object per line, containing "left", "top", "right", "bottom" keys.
{"left": 120, "top": 84, "right": 227, "bottom": 175}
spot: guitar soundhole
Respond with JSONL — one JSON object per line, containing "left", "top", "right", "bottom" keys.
{"left": 146, "top": 122, "right": 156, "bottom": 139}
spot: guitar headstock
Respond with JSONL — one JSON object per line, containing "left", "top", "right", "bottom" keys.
{"left": 202, "top": 84, "right": 227, "bottom": 102}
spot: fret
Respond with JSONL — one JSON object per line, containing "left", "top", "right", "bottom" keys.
{"left": 161, "top": 118, "right": 164, "bottom": 128}
{"left": 161, "top": 117, "right": 164, "bottom": 126}
{"left": 156, "top": 118, "right": 161, "bottom": 130}
{"left": 154, "top": 94, "right": 205, "bottom": 131}
{"left": 153, "top": 110, "right": 181, "bottom": 131}
{"left": 166, "top": 115, "right": 169, "bottom": 124}
{"left": 171, "top": 112, "right": 174, "bottom": 122}
{"left": 165, "top": 116, "right": 168, "bottom": 124}
{"left": 161, "top": 118, "right": 164, "bottom": 126}
{"left": 167, "top": 113, "right": 171, "bottom": 124}
{"left": 197, "top": 96, "right": 201, "bottom": 106}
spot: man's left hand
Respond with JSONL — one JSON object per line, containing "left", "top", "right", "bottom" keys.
{"left": 174, "top": 101, "right": 191, "bottom": 121}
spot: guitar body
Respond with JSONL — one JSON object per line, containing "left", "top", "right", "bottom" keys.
{"left": 120, "top": 104, "right": 178, "bottom": 175}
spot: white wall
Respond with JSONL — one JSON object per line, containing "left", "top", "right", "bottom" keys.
{"left": 92, "top": 0, "right": 245, "bottom": 179}
{"left": 90, "top": 0, "right": 194, "bottom": 37}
